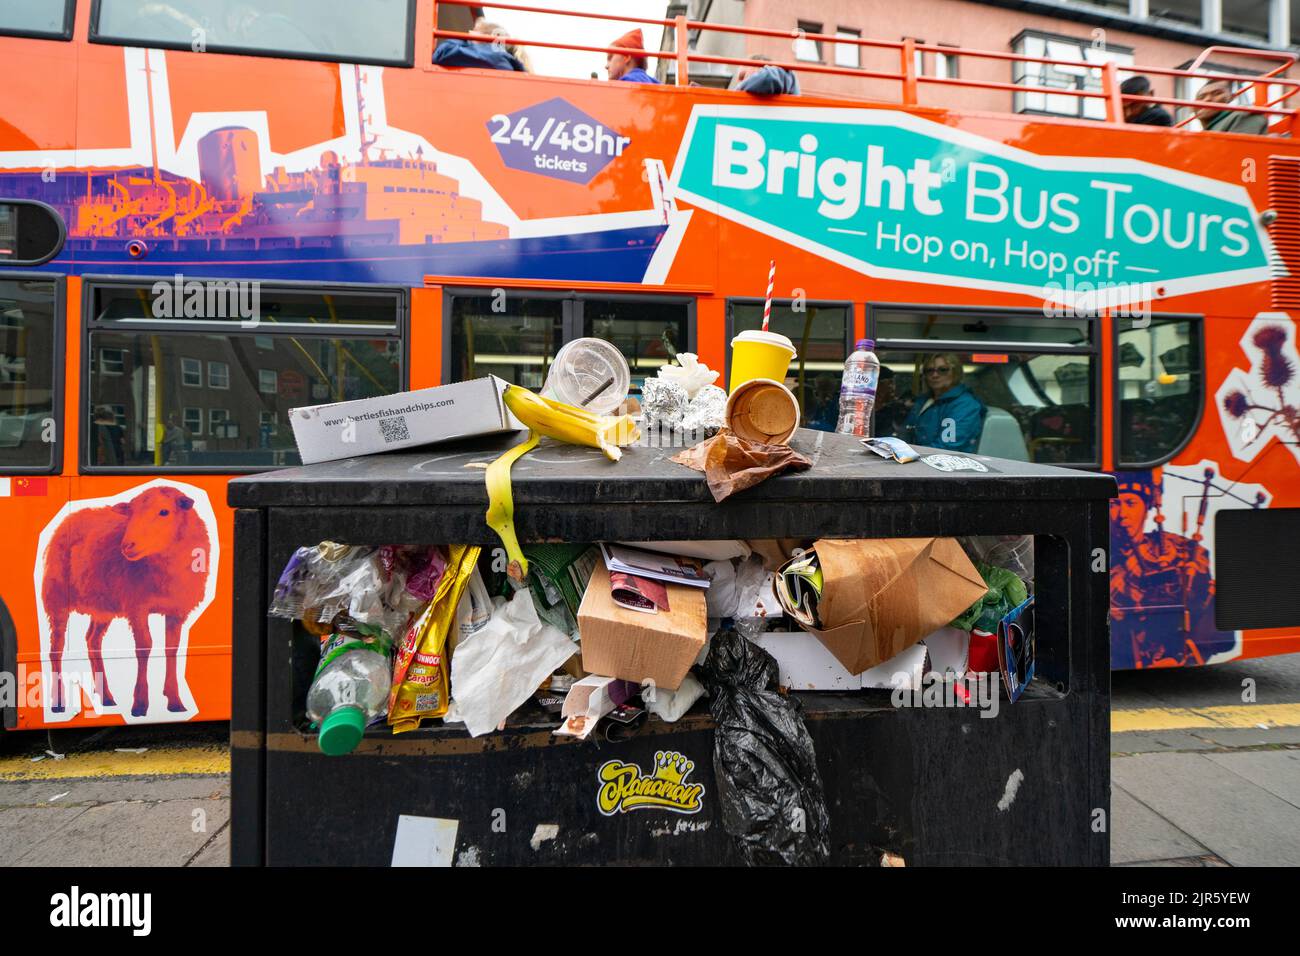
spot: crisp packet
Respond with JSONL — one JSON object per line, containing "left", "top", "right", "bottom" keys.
{"left": 388, "top": 544, "right": 480, "bottom": 733}
{"left": 861, "top": 436, "right": 920, "bottom": 463}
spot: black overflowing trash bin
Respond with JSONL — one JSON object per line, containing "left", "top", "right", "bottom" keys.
{"left": 228, "top": 428, "right": 1114, "bottom": 866}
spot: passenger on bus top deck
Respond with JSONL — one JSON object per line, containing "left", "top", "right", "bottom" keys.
{"left": 902, "top": 354, "right": 987, "bottom": 453}
{"left": 1120, "top": 76, "right": 1172, "bottom": 127}
{"left": 732, "top": 55, "right": 801, "bottom": 96}
{"left": 606, "top": 29, "right": 660, "bottom": 84}
{"left": 433, "top": 17, "right": 530, "bottom": 72}
{"left": 1195, "top": 80, "right": 1269, "bottom": 135}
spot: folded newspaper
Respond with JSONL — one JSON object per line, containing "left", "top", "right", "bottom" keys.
{"left": 599, "top": 542, "right": 710, "bottom": 589}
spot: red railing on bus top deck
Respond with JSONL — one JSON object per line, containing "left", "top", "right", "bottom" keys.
{"left": 431, "top": 0, "right": 1299, "bottom": 134}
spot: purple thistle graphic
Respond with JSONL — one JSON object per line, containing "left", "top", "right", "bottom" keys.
{"left": 1222, "top": 390, "right": 1249, "bottom": 418}
{"left": 1253, "top": 325, "right": 1295, "bottom": 390}
{"left": 1228, "top": 324, "right": 1300, "bottom": 447}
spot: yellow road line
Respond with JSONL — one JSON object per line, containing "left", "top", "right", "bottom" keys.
{"left": 0, "top": 744, "right": 229, "bottom": 781}
{"left": 1112, "top": 702, "right": 1300, "bottom": 733}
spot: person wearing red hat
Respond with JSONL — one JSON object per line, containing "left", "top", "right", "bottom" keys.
{"left": 606, "top": 28, "right": 659, "bottom": 84}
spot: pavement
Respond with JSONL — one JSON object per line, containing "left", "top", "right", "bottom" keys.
{"left": 1111, "top": 652, "right": 1300, "bottom": 867}
{"left": 1, "top": 652, "right": 1297, "bottom": 867}
{"left": 0, "top": 725, "right": 230, "bottom": 867}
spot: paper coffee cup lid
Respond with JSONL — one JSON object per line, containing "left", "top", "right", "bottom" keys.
{"left": 731, "top": 329, "right": 796, "bottom": 353}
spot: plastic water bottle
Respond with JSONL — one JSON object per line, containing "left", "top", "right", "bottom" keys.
{"left": 835, "top": 339, "right": 880, "bottom": 437}
{"left": 306, "top": 636, "right": 392, "bottom": 755}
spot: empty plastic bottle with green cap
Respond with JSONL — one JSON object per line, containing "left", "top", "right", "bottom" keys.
{"left": 306, "top": 634, "right": 392, "bottom": 756}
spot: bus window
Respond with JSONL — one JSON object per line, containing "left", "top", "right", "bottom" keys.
{"left": 580, "top": 298, "right": 692, "bottom": 393}
{"left": 0, "top": 0, "right": 73, "bottom": 39}
{"left": 874, "top": 309, "right": 1097, "bottom": 464}
{"left": 1117, "top": 316, "right": 1203, "bottom": 466}
{"left": 92, "top": 0, "right": 414, "bottom": 66}
{"left": 448, "top": 295, "right": 564, "bottom": 390}
{"left": 85, "top": 283, "right": 403, "bottom": 471}
{"left": 0, "top": 279, "right": 58, "bottom": 471}
{"left": 0, "top": 201, "right": 66, "bottom": 266}
{"left": 875, "top": 309, "right": 1090, "bottom": 347}
{"left": 447, "top": 293, "right": 694, "bottom": 395}
{"left": 95, "top": 284, "right": 399, "bottom": 329}
{"left": 731, "top": 300, "right": 851, "bottom": 432}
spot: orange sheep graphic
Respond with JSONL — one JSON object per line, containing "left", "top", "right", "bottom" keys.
{"left": 40, "top": 486, "right": 212, "bottom": 717}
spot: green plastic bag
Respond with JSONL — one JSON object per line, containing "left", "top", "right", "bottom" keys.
{"left": 950, "top": 561, "right": 1028, "bottom": 631}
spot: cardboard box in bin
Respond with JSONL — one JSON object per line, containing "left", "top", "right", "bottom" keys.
{"left": 288, "top": 376, "right": 521, "bottom": 465}
{"left": 802, "top": 538, "right": 988, "bottom": 675}
{"left": 578, "top": 564, "right": 706, "bottom": 690}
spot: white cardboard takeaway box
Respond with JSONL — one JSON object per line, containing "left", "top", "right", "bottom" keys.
{"left": 288, "top": 376, "right": 521, "bottom": 464}
{"left": 749, "top": 631, "right": 926, "bottom": 691}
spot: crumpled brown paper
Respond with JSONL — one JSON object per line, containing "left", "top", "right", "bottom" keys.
{"left": 671, "top": 429, "right": 813, "bottom": 503}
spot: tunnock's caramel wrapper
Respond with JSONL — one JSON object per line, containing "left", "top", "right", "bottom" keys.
{"left": 388, "top": 544, "right": 480, "bottom": 734}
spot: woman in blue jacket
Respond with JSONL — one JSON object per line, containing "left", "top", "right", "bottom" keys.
{"left": 433, "top": 19, "right": 530, "bottom": 72}
{"left": 903, "top": 353, "right": 986, "bottom": 452}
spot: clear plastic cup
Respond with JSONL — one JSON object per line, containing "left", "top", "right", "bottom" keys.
{"left": 541, "top": 338, "right": 631, "bottom": 415}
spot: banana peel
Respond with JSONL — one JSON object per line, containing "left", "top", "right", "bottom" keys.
{"left": 484, "top": 386, "right": 640, "bottom": 582}
{"left": 502, "top": 385, "right": 639, "bottom": 461}
{"left": 484, "top": 429, "right": 540, "bottom": 581}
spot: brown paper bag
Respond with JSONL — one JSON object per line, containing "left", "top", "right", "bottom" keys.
{"left": 799, "top": 538, "right": 989, "bottom": 674}
{"left": 746, "top": 539, "right": 809, "bottom": 571}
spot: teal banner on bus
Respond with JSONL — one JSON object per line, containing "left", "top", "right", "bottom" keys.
{"left": 671, "top": 106, "right": 1275, "bottom": 306}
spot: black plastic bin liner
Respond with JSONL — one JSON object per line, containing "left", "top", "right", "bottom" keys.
{"left": 700, "top": 629, "right": 831, "bottom": 866}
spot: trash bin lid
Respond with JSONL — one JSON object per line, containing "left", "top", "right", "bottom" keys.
{"left": 319, "top": 706, "right": 366, "bottom": 756}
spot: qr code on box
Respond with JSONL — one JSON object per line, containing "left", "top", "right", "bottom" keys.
{"left": 379, "top": 415, "right": 411, "bottom": 444}
{"left": 415, "top": 692, "right": 441, "bottom": 711}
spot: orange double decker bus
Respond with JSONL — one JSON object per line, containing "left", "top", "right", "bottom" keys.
{"left": 2, "top": 0, "right": 1299, "bottom": 732}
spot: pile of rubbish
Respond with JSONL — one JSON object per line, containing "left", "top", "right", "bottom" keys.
{"left": 269, "top": 530, "right": 1035, "bottom": 861}
{"left": 277, "top": 324, "right": 1039, "bottom": 863}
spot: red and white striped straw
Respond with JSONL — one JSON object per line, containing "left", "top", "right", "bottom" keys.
{"left": 762, "top": 259, "right": 775, "bottom": 331}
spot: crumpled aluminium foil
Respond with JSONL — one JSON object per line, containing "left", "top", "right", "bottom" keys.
{"left": 641, "top": 377, "right": 690, "bottom": 428}
{"left": 680, "top": 384, "right": 727, "bottom": 434}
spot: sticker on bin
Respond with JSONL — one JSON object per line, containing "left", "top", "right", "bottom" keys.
{"left": 921, "top": 454, "right": 996, "bottom": 473}
{"left": 597, "top": 750, "right": 706, "bottom": 816}
{"left": 861, "top": 437, "right": 919, "bottom": 463}
{"left": 391, "top": 815, "right": 459, "bottom": 867}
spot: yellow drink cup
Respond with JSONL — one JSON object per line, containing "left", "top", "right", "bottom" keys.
{"left": 729, "top": 329, "right": 797, "bottom": 392}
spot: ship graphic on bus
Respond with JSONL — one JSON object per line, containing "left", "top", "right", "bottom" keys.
{"left": 0, "top": 51, "right": 683, "bottom": 286}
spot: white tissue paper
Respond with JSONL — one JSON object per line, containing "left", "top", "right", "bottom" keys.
{"left": 734, "top": 556, "right": 781, "bottom": 620}
{"left": 645, "top": 672, "right": 704, "bottom": 723}
{"left": 657, "top": 352, "right": 719, "bottom": 399}
{"left": 922, "top": 626, "right": 971, "bottom": 677}
{"left": 445, "top": 590, "right": 577, "bottom": 737}
{"left": 704, "top": 559, "right": 739, "bottom": 618}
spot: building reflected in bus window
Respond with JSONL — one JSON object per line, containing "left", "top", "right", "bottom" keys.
{"left": 874, "top": 309, "right": 1097, "bottom": 463}
{"left": 0, "top": 278, "right": 57, "bottom": 471}
{"left": 88, "top": 332, "right": 399, "bottom": 469}
{"left": 732, "top": 300, "right": 850, "bottom": 431}
{"left": 1117, "top": 317, "right": 1202, "bottom": 465}
{"left": 85, "top": 283, "right": 403, "bottom": 470}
